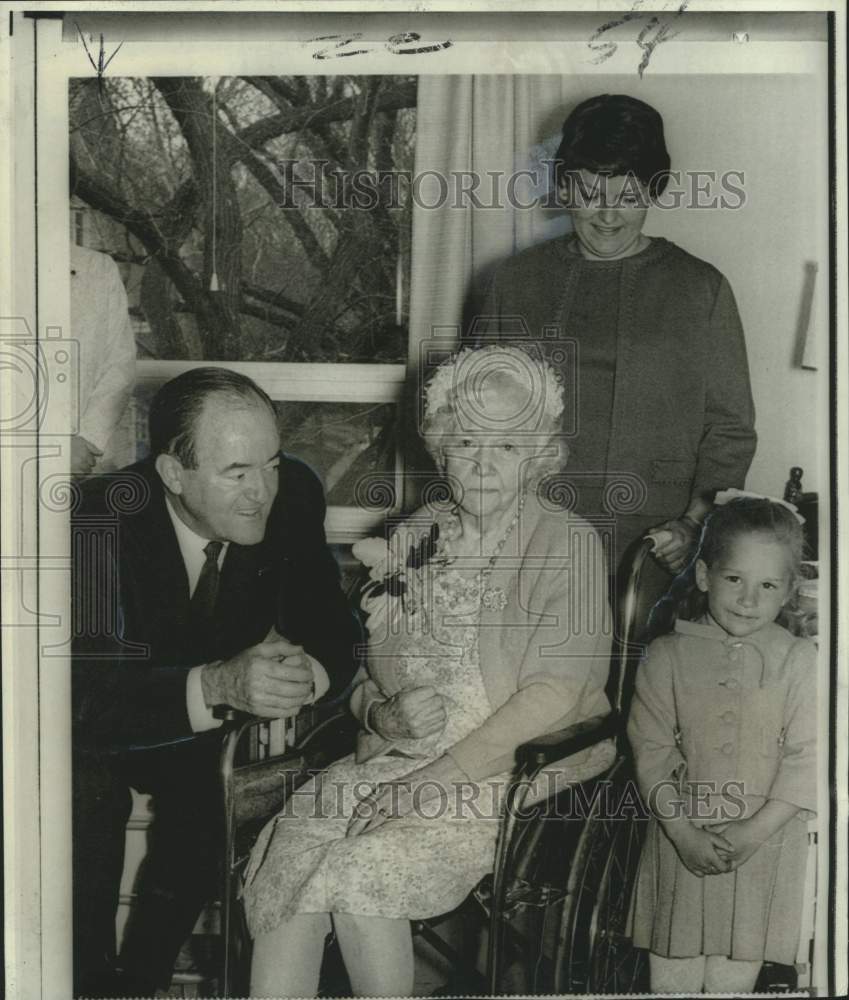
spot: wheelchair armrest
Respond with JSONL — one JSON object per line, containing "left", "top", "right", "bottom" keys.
{"left": 515, "top": 713, "right": 619, "bottom": 768}
{"left": 221, "top": 706, "right": 359, "bottom": 827}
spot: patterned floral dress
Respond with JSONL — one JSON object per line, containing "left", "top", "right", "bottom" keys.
{"left": 242, "top": 561, "right": 510, "bottom": 939}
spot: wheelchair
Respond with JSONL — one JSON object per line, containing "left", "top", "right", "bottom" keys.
{"left": 215, "top": 534, "right": 817, "bottom": 996}
{"left": 214, "top": 533, "right": 653, "bottom": 997}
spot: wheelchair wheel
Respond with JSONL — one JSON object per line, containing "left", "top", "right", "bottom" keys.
{"left": 554, "top": 756, "right": 649, "bottom": 994}
{"left": 483, "top": 778, "right": 594, "bottom": 995}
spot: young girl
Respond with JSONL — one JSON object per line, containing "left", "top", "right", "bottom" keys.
{"left": 627, "top": 495, "right": 818, "bottom": 994}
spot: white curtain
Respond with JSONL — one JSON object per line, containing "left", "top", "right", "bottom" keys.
{"left": 407, "top": 75, "right": 577, "bottom": 371}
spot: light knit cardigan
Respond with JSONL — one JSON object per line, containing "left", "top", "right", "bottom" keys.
{"left": 351, "top": 489, "right": 613, "bottom": 782}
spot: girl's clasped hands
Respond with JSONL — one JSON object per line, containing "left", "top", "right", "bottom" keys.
{"left": 669, "top": 818, "right": 766, "bottom": 877}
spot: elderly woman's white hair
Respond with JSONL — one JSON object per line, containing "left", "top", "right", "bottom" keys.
{"left": 421, "top": 345, "right": 566, "bottom": 474}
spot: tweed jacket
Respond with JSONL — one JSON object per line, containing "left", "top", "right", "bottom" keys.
{"left": 474, "top": 237, "right": 757, "bottom": 537}
{"left": 350, "top": 490, "right": 613, "bottom": 782}
{"left": 627, "top": 618, "right": 818, "bottom": 821}
{"left": 72, "top": 454, "right": 360, "bottom": 751}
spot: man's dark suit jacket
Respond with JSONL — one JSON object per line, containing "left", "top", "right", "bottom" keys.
{"left": 72, "top": 453, "right": 360, "bottom": 751}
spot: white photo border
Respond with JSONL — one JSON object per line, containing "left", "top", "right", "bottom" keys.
{"left": 1, "top": 4, "right": 846, "bottom": 998}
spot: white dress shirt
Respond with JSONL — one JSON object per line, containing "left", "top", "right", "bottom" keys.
{"left": 164, "top": 498, "right": 330, "bottom": 732}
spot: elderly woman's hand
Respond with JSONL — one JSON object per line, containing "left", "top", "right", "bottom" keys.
{"left": 370, "top": 687, "right": 446, "bottom": 741}
{"left": 648, "top": 516, "right": 702, "bottom": 574}
{"left": 346, "top": 755, "right": 468, "bottom": 837}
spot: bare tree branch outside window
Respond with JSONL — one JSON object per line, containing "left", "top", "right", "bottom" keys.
{"left": 69, "top": 75, "right": 416, "bottom": 506}
{"left": 69, "top": 75, "right": 417, "bottom": 364}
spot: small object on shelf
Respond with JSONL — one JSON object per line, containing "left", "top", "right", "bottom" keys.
{"left": 797, "top": 579, "right": 818, "bottom": 614}
{"left": 784, "top": 466, "right": 804, "bottom": 505}
{"left": 799, "top": 561, "right": 818, "bottom": 581}
{"left": 783, "top": 576, "right": 818, "bottom": 640}
{"left": 784, "top": 467, "right": 818, "bottom": 559}
{"left": 797, "top": 579, "right": 819, "bottom": 639}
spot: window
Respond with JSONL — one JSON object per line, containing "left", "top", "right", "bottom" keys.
{"left": 70, "top": 74, "right": 417, "bottom": 540}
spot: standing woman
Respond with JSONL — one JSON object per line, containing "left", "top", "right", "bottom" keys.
{"left": 477, "top": 94, "right": 756, "bottom": 607}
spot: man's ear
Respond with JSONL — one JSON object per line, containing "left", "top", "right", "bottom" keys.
{"left": 694, "top": 558, "right": 710, "bottom": 593}
{"left": 155, "top": 453, "right": 184, "bottom": 495}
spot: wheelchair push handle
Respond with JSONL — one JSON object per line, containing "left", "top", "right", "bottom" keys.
{"left": 619, "top": 532, "right": 657, "bottom": 614}
{"left": 644, "top": 528, "right": 672, "bottom": 549}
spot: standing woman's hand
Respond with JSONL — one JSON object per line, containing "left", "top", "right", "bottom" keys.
{"left": 648, "top": 516, "right": 702, "bottom": 574}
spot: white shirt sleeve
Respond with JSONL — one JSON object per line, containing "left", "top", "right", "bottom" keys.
{"left": 186, "top": 664, "right": 222, "bottom": 733}
{"left": 185, "top": 656, "right": 331, "bottom": 733}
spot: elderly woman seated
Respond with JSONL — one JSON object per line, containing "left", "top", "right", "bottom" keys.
{"left": 244, "top": 346, "right": 614, "bottom": 997}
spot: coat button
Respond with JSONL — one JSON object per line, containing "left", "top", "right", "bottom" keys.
{"left": 721, "top": 677, "right": 740, "bottom": 690}
{"left": 722, "top": 711, "right": 735, "bottom": 724}
{"left": 722, "top": 742, "right": 735, "bottom": 755}
{"left": 729, "top": 650, "right": 740, "bottom": 663}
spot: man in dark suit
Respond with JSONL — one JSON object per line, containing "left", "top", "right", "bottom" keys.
{"left": 72, "top": 367, "right": 360, "bottom": 997}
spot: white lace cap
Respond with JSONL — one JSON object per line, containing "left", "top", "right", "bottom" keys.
{"left": 423, "top": 346, "right": 564, "bottom": 428}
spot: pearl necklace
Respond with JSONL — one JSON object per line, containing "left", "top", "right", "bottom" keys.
{"left": 437, "top": 490, "right": 528, "bottom": 613}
